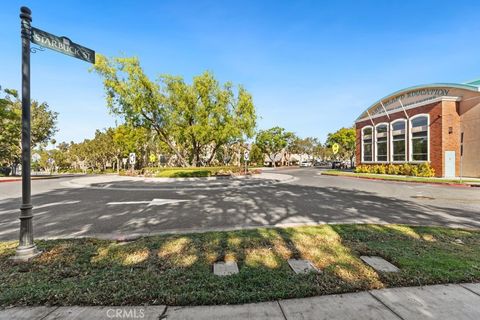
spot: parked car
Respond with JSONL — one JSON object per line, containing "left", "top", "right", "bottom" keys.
{"left": 331, "top": 161, "right": 347, "bottom": 169}
{"left": 0, "top": 166, "right": 12, "bottom": 176}
{"left": 299, "top": 161, "right": 312, "bottom": 167}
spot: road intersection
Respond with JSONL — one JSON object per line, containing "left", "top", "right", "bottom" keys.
{"left": 1, "top": 168, "right": 479, "bottom": 241}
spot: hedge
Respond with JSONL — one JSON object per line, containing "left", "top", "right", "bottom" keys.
{"left": 355, "top": 162, "right": 435, "bottom": 177}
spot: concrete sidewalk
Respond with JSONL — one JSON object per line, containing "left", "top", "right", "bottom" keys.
{"left": 2, "top": 283, "right": 479, "bottom": 319}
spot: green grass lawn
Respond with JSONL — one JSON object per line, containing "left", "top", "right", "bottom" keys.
{"left": 1, "top": 224, "right": 479, "bottom": 307}
{"left": 141, "top": 166, "right": 244, "bottom": 178}
{"left": 154, "top": 168, "right": 212, "bottom": 177}
{"left": 323, "top": 170, "right": 479, "bottom": 185}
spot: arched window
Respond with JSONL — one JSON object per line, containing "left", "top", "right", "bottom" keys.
{"left": 391, "top": 120, "right": 406, "bottom": 161}
{"left": 375, "top": 124, "right": 388, "bottom": 162}
{"left": 362, "top": 126, "right": 373, "bottom": 162}
{"left": 410, "top": 115, "right": 429, "bottom": 161}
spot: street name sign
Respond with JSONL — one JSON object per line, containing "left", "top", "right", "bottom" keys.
{"left": 31, "top": 27, "right": 95, "bottom": 64}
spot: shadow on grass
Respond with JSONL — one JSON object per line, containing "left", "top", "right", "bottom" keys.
{"left": 2, "top": 224, "right": 479, "bottom": 307}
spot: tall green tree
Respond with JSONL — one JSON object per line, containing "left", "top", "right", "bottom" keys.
{"left": 0, "top": 87, "right": 58, "bottom": 171}
{"left": 92, "top": 55, "right": 257, "bottom": 167}
{"left": 326, "top": 126, "right": 356, "bottom": 167}
{"left": 288, "top": 136, "right": 320, "bottom": 160}
{"left": 112, "top": 124, "right": 150, "bottom": 170}
{"left": 255, "top": 127, "right": 294, "bottom": 167}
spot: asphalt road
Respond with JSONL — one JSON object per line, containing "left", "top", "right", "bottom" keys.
{"left": 1, "top": 168, "right": 479, "bottom": 240}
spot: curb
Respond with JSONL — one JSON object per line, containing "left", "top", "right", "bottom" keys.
{"left": 27, "top": 221, "right": 480, "bottom": 242}
{"left": 61, "top": 172, "right": 295, "bottom": 191}
{"left": 321, "top": 172, "right": 480, "bottom": 188}
{"left": 0, "top": 174, "right": 84, "bottom": 183}
{"left": 1, "top": 283, "right": 479, "bottom": 318}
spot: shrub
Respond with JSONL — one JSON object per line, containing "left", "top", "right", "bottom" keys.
{"left": 410, "top": 166, "right": 419, "bottom": 176}
{"left": 376, "top": 165, "right": 386, "bottom": 174}
{"left": 357, "top": 162, "right": 435, "bottom": 177}
{"left": 400, "top": 163, "right": 412, "bottom": 176}
{"left": 354, "top": 165, "right": 369, "bottom": 173}
{"left": 387, "top": 164, "right": 399, "bottom": 175}
{"left": 417, "top": 162, "right": 435, "bottom": 177}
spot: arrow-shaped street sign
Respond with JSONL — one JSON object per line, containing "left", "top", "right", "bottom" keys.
{"left": 107, "top": 199, "right": 190, "bottom": 206}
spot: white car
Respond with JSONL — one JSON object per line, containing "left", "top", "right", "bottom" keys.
{"left": 299, "top": 161, "right": 312, "bottom": 167}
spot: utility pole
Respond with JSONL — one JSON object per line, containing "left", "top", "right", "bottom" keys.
{"left": 12, "top": 6, "right": 42, "bottom": 261}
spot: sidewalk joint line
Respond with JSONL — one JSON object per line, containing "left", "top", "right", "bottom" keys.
{"left": 158, "top": 305, "right": 168, "bottom": 319}
{"left": 276, "top": 300, "right": 289, "bottom": 320}
{"left": 459, "top": 283, "right": 480, "bottom": 297}
{"left": 368, "top": 291, "right": 405, "bottom": 320}
{"left": 38, "top": 306, "right": 59, "bottom": 320}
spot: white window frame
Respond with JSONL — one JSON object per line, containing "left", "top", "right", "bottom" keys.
{"left": 361, "top": 125, "right": 374, "bottom": 163}
{"left": 390, "top": 119, "right": 407, "bottom": 163}
{"left": 409, "top": 114, "right": 430, "bottom": 162}
{"left": 375, "top": 122, "right": 389, "bottom": 163}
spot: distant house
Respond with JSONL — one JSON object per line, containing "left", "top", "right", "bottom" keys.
{"left": 264, "top": 150, "right": 312, "bottom": 167}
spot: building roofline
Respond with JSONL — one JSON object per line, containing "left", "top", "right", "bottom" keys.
{"left": 356, "top": 83, "right": 480, "bottom": 122}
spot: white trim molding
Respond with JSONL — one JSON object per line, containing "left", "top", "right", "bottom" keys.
{"left": 356, "top": 96, "right": 461, "bottom": 123}
{"left": 390, "top": 119, "right": 407, "bottom": 162}
{"left": 361, "top": 125, "right": 374, "bottom": 163}
{"left": 409, "top": 114, "right": 430, "bottom": 162}
{"left": 375, "top": 122, "right": 389, "bottom": 162}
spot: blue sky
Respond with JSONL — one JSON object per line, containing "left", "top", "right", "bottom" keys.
{"left": 1, "top": 1, "right": 480, "bottom": 143}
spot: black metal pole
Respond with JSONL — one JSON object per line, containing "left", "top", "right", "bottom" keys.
{"left": 13, "top": 6, "right": 41, "bottom": 261}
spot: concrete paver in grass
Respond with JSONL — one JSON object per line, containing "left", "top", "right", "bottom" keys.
{"left": 43, "top": 306, "right": 166, "bottom": 320}
{"left": 165, "top": 301, "right": 284, "bottom": 320}
{"left": 287, "top": 259, "right": 320, "bottom": 274}
{"left": 0, "top": 307, "right": 57, "bottom": 320}
{"left": 360, "top": 256, "right": 400, "bottom": 272}
{"left": 370, "top": 284, "right": 480, "bottom": 320}
{"left": 279, "top": 291, "right": 400, "bottom": 320}
{"left": 213, "top": 261, "right": 239, "bottom": 276}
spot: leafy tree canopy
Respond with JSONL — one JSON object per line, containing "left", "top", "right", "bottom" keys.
{"left": 326, "top": 126, "right": 356, "bottom": 165}
{"left": 92, "top": 54, "right": 257, "bottom": 167}
{"left": 255, "top": 126, "right": 294, "bottom": 166}
{"left": 0, "top": 87, "right": 58, "bottom": 165}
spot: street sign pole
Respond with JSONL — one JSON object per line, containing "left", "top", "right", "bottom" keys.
{"left": 13, "top": 6, "right": 41, "bottom": 261}
{"left": 244, "top": 151, "right": 249, "bottom": 174}
{"left": 12, "top": 7, "right": 95, "bottom": 261}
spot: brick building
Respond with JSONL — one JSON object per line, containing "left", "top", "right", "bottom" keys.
{"left": 355, "top": 80, "right": 480, "bottom": 178}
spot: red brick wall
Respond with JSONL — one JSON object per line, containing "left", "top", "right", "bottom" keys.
{"left": 355, "top": 101, "right": 444, "bottom": 176}
{"left": 441, "top": 100, "right": 461, "bottom": 175}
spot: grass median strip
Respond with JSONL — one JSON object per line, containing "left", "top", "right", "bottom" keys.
{"left": 1, "top": 224, "right": 480, "bottom": 307}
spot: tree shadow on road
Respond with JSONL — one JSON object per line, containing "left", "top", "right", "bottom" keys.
{"left": 0, "top": 182, "right": 479, "bottom": 241}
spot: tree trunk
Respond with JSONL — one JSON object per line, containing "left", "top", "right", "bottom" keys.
{"left": 155, "top": 127, "right": 190, "bottom": 167}
{"left": 206, "top": 143, "right": 220, "bottom": 166}
{"left": 270, "top": 154, "right": 276, "bottom": 168}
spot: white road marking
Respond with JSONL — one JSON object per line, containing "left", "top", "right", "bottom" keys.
{"left": 107, "top": 198, "right": 190, "bottom": 206}
{"left": 36, "top": 200, "right": 81, "bottom": 209}
{"left": 0, "top": 200, "right": 81, "bottom": 216}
